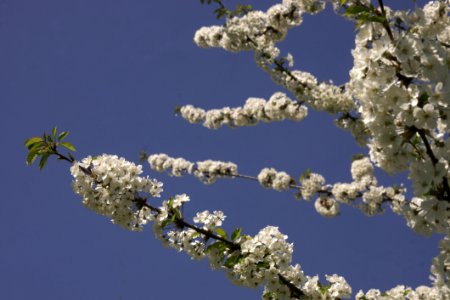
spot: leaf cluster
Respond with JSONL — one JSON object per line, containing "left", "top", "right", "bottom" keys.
{"left": 338, "top": 1, "right": 388, "bottom": 29}
{"left": 199, "top": 0, "right": 252, "bottom": 20}
{"left": 24, "top": 127, "right": 76, "bottom": 170}
{"left": 206, "top": 227, "right": 245, "bottom": 268}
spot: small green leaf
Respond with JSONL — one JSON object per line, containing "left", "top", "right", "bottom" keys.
{"left": 231, "top": 227, "right": 242, "bottom": 241}
{"left": 161, "top": 219, "right": 171, "bottom": 229}
{"left": 27, "top": 141, "right": 45, "bottom": 152}
{"left": 299, "top": 168, "right": 311, "bottom": 182}
{"left": 358, "top": 12, "right": 385, "bottom": 24}
{"left": 418, "top": 92, "right": 429, "bottom": 107}
{"left": 60, "top": 142, "right": 76, "bottom": 152}
{"left": 344, "top": 5, "right": 370, "bottom": 16}
{"left": 68, "top": 152, "right": 75, "bottom": 162}
{"left": 26, "top": 151, "right": 39, "bottom": 166}
{"left": 317, "top": 281, "right": 332, "bottom": 294}
{"left": 352, "top": 153, "right": 364, "bottom": 161}
{"left": 52, "top": 127, "right": 57, "bottom": 138}
{"left": 39, "top": 153, "right": 50, "bottom": 170}
{"left": 206, "top": 241, "right": 227, "bottom": 253}
{"left": 27, "top": 142, "right": 46, "bottom": 155}
{"left": 24, "top": 136, "right": 43, "bottom": 148}
{"left": 224, "top": 253, "right": 243, "bottom": 268}
{"left": 58, "top": 131, "right": 69, "bottom": 141}
{"left": 215, "top": 228, "right": 228, "bottom": 239}
{"left": 256, "top": 261, "right": 270, "bottom": 269}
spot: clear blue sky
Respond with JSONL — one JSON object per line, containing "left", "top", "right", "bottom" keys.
{"left": 1, "top": 0, "right": 439, "bottom": 299}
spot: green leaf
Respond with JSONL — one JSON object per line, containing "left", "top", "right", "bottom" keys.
{"left": 161, "top": 219, "right": 171, "bottom": 229}
{"left": 215, "top": 228, "right": 228, "bottom": 239}
{"left": 24, "top": 136, "right": 43, "bottom": 148}
{"left": 68, "top": 152, "right": 75, "bottom": 162}
{"left": 340, "top": 0, "right": 347, "bottom": 6}
{"left": 256, "top": 261, "right": 270, "bottom": 269}
{"left": 27, "top": 142, "right": 46, "bottom": 155}
{"left": 60, "top": 142, "right": 76, "bottom": 152}
{"left": 352, "top": 153, "right": 364, "bottom": 161}
{"left": 418, "top": 92, "right": 429, "bottom": 107}
{"left": 344, "top": 5, "right": 370, "bottom": 16}
{"left": 358, "top": 12, "right": 385, "bottom": 24}
{"left": 26, "top": 150, "right": 39, "bottom": 166}
{"left": 44, "top": 132, "right": 52, "bottom": 143}
{"left": 224, "top": 253, "right": 243, "bottom": 268}
{"left": 231, "top": 227, "right": 242, "bottom": 241}
{"left": 27, "top": 141, "right": 45, "bottom": 152}
{"left": 234, "top": 4, "right": 252, "bottom": 17}
{"left": 206, "top": 241, "right": 227, "bottom": 253}
{"left": 52, "top": 127, "right": 57, "bottom": 138}
{"left": 318, "top": 281, "right": 332, "bottom": 293}
{"left": 58, "top": 131, "right": 69, "bottom": 141}
{"left": 299, "top": 168, "right": 311, "bottom": 182}
{"left": 39, "top": 153, "right": 50, "bottom": 170}
{"left": 214, "top": 7, "right": 230, "bottom": 19}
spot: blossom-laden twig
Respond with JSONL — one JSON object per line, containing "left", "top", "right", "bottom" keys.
{"left": 177, "top": 92, "right": 308, "bottom": 129}
{"left": 146, "top": 152, "right": 450, "bottom": 236}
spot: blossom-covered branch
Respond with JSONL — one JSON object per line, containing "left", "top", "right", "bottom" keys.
{"left": 146, "top": 152, "right": 450, "bottom": 235}
{"left": 178, "top": 92, "right": 308, "bottom": 129}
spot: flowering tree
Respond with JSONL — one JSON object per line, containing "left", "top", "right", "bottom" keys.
{"left": 25, "top": 0, "right": 450, "bottom": 299}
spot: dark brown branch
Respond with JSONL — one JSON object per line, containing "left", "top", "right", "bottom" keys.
{"left": 51, "top": 146, "right": 75, "bottom": 163}
{"left": 417, "top": 129, "right": 450, "bottom": 201}
{"left": 278, "top": 274, "right": 305, "bottom": 298}
{"left": 377, "top": 0, "right": 394, "bottom": 42}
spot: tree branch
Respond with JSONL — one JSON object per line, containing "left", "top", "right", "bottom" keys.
{"left": 417, "top": 128, "right": 450, "bottom": 202}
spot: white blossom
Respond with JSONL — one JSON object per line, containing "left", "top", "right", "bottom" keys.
{"left": 314, "top": 196, "right": 340, "bottom": 218}
{"left": 258, "top": 167, "right": 294, "bottom": 191}
{"left": 300, "top": 173, "right": 325, "bottom": 200}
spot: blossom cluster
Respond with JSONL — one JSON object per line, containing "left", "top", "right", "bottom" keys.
{"left": 148, "top": 153, "right": 238, "bottom": 184}
{"left": 347, "top": 1, "right": 450, "bottom": 183}
{"left": 70, "top": 154, "right": 163, "bottom": 231}
{"left": 194, "top": 0, "right": 325, "bottom": 57}
{"left": 257, "top": 167, "right": 295, "bottom": 191}
{"left": 179, "top": 92, "right": 308, "bottom": 129}
{"left": 231, "top": 226, "right": 352, "bottom": 299}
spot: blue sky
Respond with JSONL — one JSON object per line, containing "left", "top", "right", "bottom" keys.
{"left": 0, "top": 0, "right": 439, "bottom": 299}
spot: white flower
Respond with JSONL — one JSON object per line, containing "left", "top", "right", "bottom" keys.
{"left": 300, "top": 173, "right": 325, "bottom": 200}
{"left": 193, "top": 210, "right": 225, "bottom": 230}
{"left": 258, "top": 168, "right": 294, "bottom": 191}
{"left": 314, "top": 196, "right": 340, "bottom": 218}
{"left": 351, "top": 157, "right": 375, "bottom": 186}
{"left": 326, "top": 274, "right": 352, "bottom": 298}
